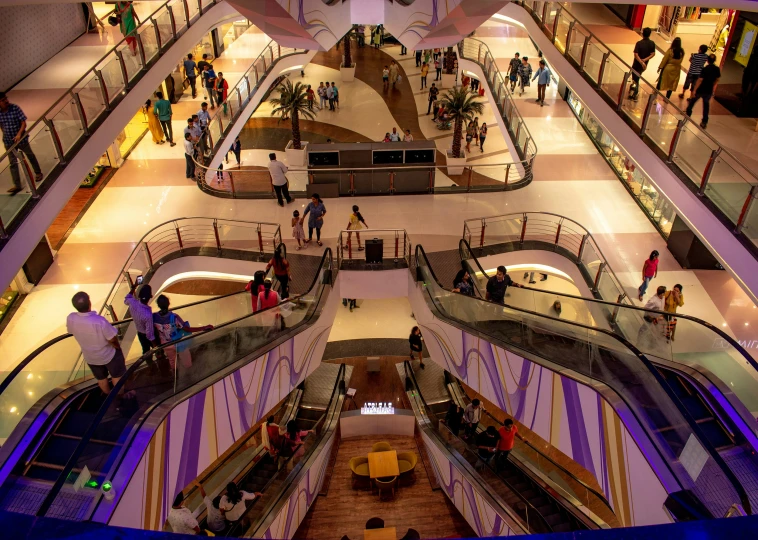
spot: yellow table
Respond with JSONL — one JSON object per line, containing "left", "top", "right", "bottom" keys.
{"left": 364, "top": 527, "right": 397, "bottom": 540}
{"left": 368, "top": 450, "right": 399, "bottom": 479}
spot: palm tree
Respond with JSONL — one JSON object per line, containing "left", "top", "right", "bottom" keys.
{"left": 343, "top": 29, "right": 353, "bottom": 69}
{"left": 438, "top": 86, "right": 484, "bottom": 158}
{"left": 269, "top": 79, "right": 315, "bottom": 150}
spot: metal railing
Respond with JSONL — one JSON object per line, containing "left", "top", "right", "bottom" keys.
{"left": 0, "top": 0, "right": 224, "bottom": 242}
{"left": 336, "top": 228, "right": 411, "bottom": 268}
{"left": 457, "top": 37, "right": 538, "bottom": 164}
{"left": 517, "top": 1, "right": 758, "bottom": 250}
{"left": 461, "top": 211, "right": 758, "bottom": 441}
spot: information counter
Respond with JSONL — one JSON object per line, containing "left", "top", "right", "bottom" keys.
{"left": 339, "top": 409, "right": 416, "bottom": 439}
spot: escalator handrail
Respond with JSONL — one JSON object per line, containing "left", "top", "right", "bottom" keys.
{"left": 458, "top": 235, "right": 758, "bottom": 377}
{"left": 0, "top": 242, "right": 286, "bottom": 399}
{"left": 402, "top": 361, "right": 541, "bottom": 533}
{"left": 238, "top": 363, "right": 346, "bottom": 537}
{"left": 35, "top": 248, "right": 333, "bottom": 518}
{"left": 416, "top": 243, "right": 752, "bottom": 516}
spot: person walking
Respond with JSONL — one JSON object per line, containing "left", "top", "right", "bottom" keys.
{"left": 471, "top": 117, "right": 479, "bottom": 146}
{"left": 424, "top": 49, "right": 432, "bottom": 66}
{"left": 345, "top": 204, "right": 368, "bottom": 250}
{"left": 486, "top": 265, "right": 523, "bottom": 303}
{"left": 382, "top": 65, "right": 390, "bottom": 90}
{"left": 184, "top": 133, "right": 195, "bottom": 179}
{"left": 265, "top": 247, "right": 291, "bottom": 299}
{"left": 125, "top": 282, "right": 160, "bottom": 370}
{"left": 292, "top": 210, "right": 305, "bottom": 250}
{"left": 153, "top": 294, "right": 213, "bottom": 372}
{"left": 478, "top": 122, "right": 488, "bottom": 152}
{"left": 680, "top": 44, "right": 709, "bottom": 99}
{"left": 433, "top": 48, "right": 441, "bottom": 62}
{"left": 532, "top": 59, "right": 551, "bottom": 105}
{"left": 657, "top": 37, "right": 684, "bottom": 99}
{"left": 197, "top": 53, "right": 212, "bottom": 98}
{"left": 471, "top": 77, "right": 480, "bottom": 92}
{"left": 268, "top": 152, "right": 293, "bottom": 206}
{"left": 389, "top": 61, "right": 399, "bottom": 88}
{"left": 331, "top": 82, "right": 340, "bottom": 110}
{"left": 67, "top": 291, "right": 129, "bottom": 397}
{"left": 183, "top": 53, "right": 198, "bottom": 98}
{"left": 638, "top": 250, "right": 659, "bottom": 301}
{"left": 427, "top": 83, "right": 439, "bottom": 115}
{"left": 216, "top": 72, "right": 229, "bottom": 113}
{"left": 518, "top": 57, "right": 532, "bottom": 96}
{"left": 496, "top": 419, "right": 522, "bottom": 472}
{"left": 629, "top": 28, "right": 656, "bottom": 100}
{"left": 317, "top": 82, "right": 327, "bottom": 110}
{"left": 434, "top": 56, "right": 442, "bottom": 81}
{"left": 663, "top": 284, "right": 684, "bottom": 341}
{"left": 462, "top": 399, "right": 482, "bottom": 439}
{"left": 202, "top": 64, "right": 217, "bottom": 108}
{"left": 465, "top": 121, "right": 475, "bottom": 153}
{"left": 420, "top": 61, "right": 429, "bottom": 89}
{"left": 306, "top": 84, "right": 315, "bottom": 111}
{"left": 144, "top": 99, "right": 164, "bottom": 144}
{"left": 302, "top": 194, "right": 327, "bottom": 246}
{"left": 0, "top": 92, "right": 44, "bottom": 194}
{"left": 508, "top": 52, "right": 521, "bottom": 92}
{"left": 415, "top": 49, "right": 422, "bottom": 67}
{"left": 409, "top": 326, "right": 425, "bottom": 368}
{"left": 230, "top": 135, "right": 241, "bottom": 165}
{"left": 326, "top": 82, "right": 336, "bottom": 110}
{"left": 685, "top": 54, "right": 720, "bottom": 129}
{"left": 153, "top": 92, "right": 176, "bottom": 146}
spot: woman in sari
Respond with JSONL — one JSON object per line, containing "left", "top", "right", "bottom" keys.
{"left": 115, "top": 1, "right": 139, "bottom": 55}
{"left": 144, "top": 99, "right": 164, "bottom": 144}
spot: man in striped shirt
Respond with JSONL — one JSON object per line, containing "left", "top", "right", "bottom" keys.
{"left": 680, "top": 44, "right": 709, "bottom": 100}
{"left": 124, "top": 282, "right": 160, "bottom": 369}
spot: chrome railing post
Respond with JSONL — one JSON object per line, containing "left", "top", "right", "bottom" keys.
{"left": 213, "top": 218, "right": 221, "bottom": 252}
{"left": 667, "top": 118, "right": 686, "bottom": 162}
{"left": 592, "top": 262, "right": 606, "bottom": 292}
{"left": 44, "top": 118, "right": 67, "bottom": 165}
{"left": 71, "top": 92, "right": 90, "bottom": 136}
{"left": 94, "top": 69, "right": 110, "bottom": 110}
{"left": 143, "top": 242, "right": 154, "bottom": 271}
{"left": 175, "top": 222, "right": 184, "bottom": 251}
{"left": 698, "top": 148, "right": 721, "bottom": 195}
{"left": 168, "top": 5, "right": 177, "bottom": 37}
{"left": 565, "top": 20, "right": 575, "bottom": 54}
{"left": 552, "top": 7, "right": 561, "bottom": 42}
{"left": 736, "top": 185, "right": 758, "bottom": 235}
{"left": 617, "top": 72, "right": 629, "bottom": 110}
{"left": 579, "top": 35, "right": 589, "bottom": 73}
{"left": 183, "top": 0, "right": 191, "bottom": 27}
{"left": 577, "top": 233, "right": 588, "bottom": 262}
{"left": 16, "top": 151, "right": 40, "bottom": 199}
{"left": 115, "top": 49, "right": 130, "bottom": 89}
{"left": 541, "top": 2, "right": 548, "bottom": 25}
{"left": 0, "top": 216, "right": 7, "bottom": 239}
{"left": 596, "top": 51, "right": 610, "bottom": 87}
{"left": 504, "top": 164, "right": 511, "bottom": 190}
{"left": 519, "top": 214, "right": 528, "bottom": 244}
{"left": 137, "top": 34, "right": 147, "bottom": 69}
{"left": 639, "top": 92, "right": 657, "bottom": 136}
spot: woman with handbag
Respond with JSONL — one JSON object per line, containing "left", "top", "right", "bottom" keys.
{"left": 663, "top": 284, "right": 684, "bottom": 341}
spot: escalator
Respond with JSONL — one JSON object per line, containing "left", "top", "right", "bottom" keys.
{"left": 404, "top": 359, "right": 608, "bottom": 533}
{"left": 416, "top": 244, "right": 757, "bottom": 520}
{"left": 0, "top": 249, "right": 334, "bottom": 522}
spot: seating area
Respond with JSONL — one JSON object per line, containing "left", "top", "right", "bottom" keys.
{"left": 349, "top": 441, "right": 418, "bottom": 496}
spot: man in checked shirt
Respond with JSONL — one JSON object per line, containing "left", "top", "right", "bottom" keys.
{"left": 124, "top": 281, "right": 161, "bottom": 371}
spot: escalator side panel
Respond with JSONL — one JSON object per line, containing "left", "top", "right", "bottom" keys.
{"left": 103, "top": 292, "right": 341, "bottom": 529}
{"left": 408, "top": 284, "right": 673, "bottom": 527}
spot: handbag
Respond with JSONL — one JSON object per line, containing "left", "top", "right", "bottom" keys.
{"left": 396, "top": 75, "right": 402, "bottom": 83}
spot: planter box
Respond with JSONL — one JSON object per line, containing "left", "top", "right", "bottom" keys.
{"left": 285, "top": 140, "right": 309, "bottom": 167}
{"left": 441, "top": 72, "right": 457, "bottom": 89}
{"left": 445, "top": 149, "right": 467, "bottom": 176}
{"left": 340, "top": 63, "right": 356, "bottom": 82}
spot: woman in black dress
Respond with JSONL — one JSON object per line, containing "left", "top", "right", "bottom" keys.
{"left": 409, "top": 326, "right": 425, "bottom": 369}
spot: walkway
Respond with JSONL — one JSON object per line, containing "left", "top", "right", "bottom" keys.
{"left": 2, "top": 14, "right": 758, "bottom": 385}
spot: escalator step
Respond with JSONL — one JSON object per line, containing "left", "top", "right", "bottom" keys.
{"left": 678, "top": 395, "right": 711, "bottom": 420}
{"left": 297, "top": 408, "right": 325, "bottom": 421}
{"left": 56, "top": 411, "right": 97, "bottom": 438}
{"left": 697, "top": 419, "right": 733, "bottom": 449}
{"left": 36, "top": 437, "right": 81, "bottom": 466}
{"left": 544, "top": 513, "right": 566, "bottom": 527}
{"left": 552, "top": 522, "right": 573, "bottom": 533}
{"left": 24, "top": 465, "right": 63, "bottom": 482}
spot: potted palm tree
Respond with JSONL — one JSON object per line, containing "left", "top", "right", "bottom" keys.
{"left": 439, "top": 86, "right": 484, "bottom": 175}
{"left": 341, "top": 29, "right": 355, "bottom": 82}
{"left": 269, "top": 78, "right": 315, "bottom": 166}
{"left": 441, "top": 46, "right": 457, "bottom": 88}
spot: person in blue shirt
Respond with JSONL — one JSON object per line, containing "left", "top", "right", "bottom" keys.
{"left": 183, "top": 53, "right": 198, "bottom": 98}
{"left": 202, "top": 65, "right": 217, "bottom": 108}
{"left": 532, "top": 59, "right": 551, "bottom": 106}
{"left": 301, "top": 194, "right": 327, "bottom": 247}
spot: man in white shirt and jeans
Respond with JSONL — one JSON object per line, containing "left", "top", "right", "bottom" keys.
{"left": 66, "top": 291, "right": 127, "bottom": 395}
{"left": 268, "top": 152, "right": 293, "bottom": 207}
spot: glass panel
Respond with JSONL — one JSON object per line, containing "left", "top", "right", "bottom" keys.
{"left": 618, "top": 79, "right": 654, "bottom": 128}
{"left": 0, "top": 156, "right": 33, "bottom": 225}
{"left": 155, "top": 8, "right": 174, "bottom": 46}
{"left": 517, "top": 121, "right": 528, "bottom": 151}
{"left": 24, "top": 126, "right": 59, "bottom": 189}
{"left": 118, "top": 43, "right": 142, "bottom": 82}
{"left": 554, "top": 12, "right": 572, "bottom": 53}
{"left": 139, "top": 21, "right": 160, "bottom": 63}
{"left": 76, "top": 74, "right": 107, "bottom": 128}
{"left": 533, "top": 1, "right": 544, "bottom": 22}
{"left": 209, "top": 117, "right": 222, "bottom": 149}
{"left": 583, "top": 42, "right": 604, "bottom": 83}
{"left": 644, "top": 97, "right": 685, "bottom": 155}
{"left": 238, "top": 77, "right": 250, "bottom": 103}
{"left": 186, "top": 0, "right": 200, "bottom": 21}
{"left": 740, "top": 192, "right": 758, "bottom": 247}
{"left": 99, "top": 53, "right": 126, "bottom": 103}
{"left": 704, "top": 158, "right": 753, "bottom": 224}
{"left": 50, "top": 95, "right": 84, "bottom": 155}
{"left": 599, "top": 56, "right": 626, "bottom": 105}
{"left": 170, "top": 0, "right": 188, "bottom": 34}
{"left": 569, "top": 26, "right": 588, "bottom": 64}
{"left": 672, "top": 121, "right": 717, "bottom": 188}
{"left": 543, "top": 3, "right": 557, "bottom": 36}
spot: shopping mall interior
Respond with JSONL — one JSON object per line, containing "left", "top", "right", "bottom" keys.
{"left": 1, "top": 0, "right": 758, "bottom": 538}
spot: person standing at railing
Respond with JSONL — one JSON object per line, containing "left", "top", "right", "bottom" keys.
{"left": 486, "top": 265, "right": 523, "bottom": 304}
{"left": 153, "top": 92, "right": 176, "bottom": 146}
{"left": 517, "top": 57, "right": 532, "bottom": 97}
{"left": 507, "top": 52, "right": 521, "bottom": 92}
{"left": 0, "top": 92, "right": 43, "bottom": 195}
{"left": 680, "top": 45, "right": 709, "bottom": 100}
{"left": 629, "top": 28, "right": 656, "bottom": 101}
{"left": 124, "top": 282, "right": 161, "bottom": 372}
{"left": 637, "top": 250, "right": 659, "bottom": 301}
{"left": 268, "top": 152, "right": 293, "bottom": 207}
{"left": 66, "top": 291, "right": 129, "bottom": 397}
{"left": 184, "top": 133, "right": 195, "bottom": 179}
{"left": 302, "top": 193, "right": 326, "bottom": 247}
{"left": 202, "top": 64, "right": 217, "bottom": 109}
{"left": 216, "top": 73, "right": 229, "bottom": 114}
{"left": 183, "top": 54, "right": 199, "bottom": 99}
{"left": 685, "top": 54, "right": 720, "bottom": 130}
{"left": 532, "top": 59, "right": 551, "bottom": 107}
{"left": 409, "top": 326, "right": 425, "bottom": 369}
{"left": 196, "top": 103, "right": 210, "bottom": 155}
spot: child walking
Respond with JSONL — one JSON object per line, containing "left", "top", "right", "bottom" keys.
{"left": 292, "top": 210, "right": 305, "bottom": 250}
{"left": 345, "top": 205, "right": 368, "bottom": 250}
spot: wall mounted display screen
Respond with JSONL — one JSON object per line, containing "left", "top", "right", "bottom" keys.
{"left": 308, "top": 152, "right": 340, "bottom": 167}
{"left": 404, "top": 149, "right": 435, "bottom": 164}
{"left": 372, "top": 150, "right": 404, "bottom": 165}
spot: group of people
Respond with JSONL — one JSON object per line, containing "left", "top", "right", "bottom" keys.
{"left": 382, "top": 61, "right": 403, "bottom": 90}
{"left": 506, "top": 52, "right": 552, "bottom": 104}
{"left": 638, "top": 250, "right": 685, "bottom": 342}
{"left": 183, "top": 53, "right": 229, "bottom": 111}
{"left": 381, "top": 127, "right": 414, "bottom": 142}
{"left": 630, "top": 28, "right": 720, "bottom": 129}
{"left": 417, "top": 49, "right": 458, "bottom": 88}
{"left": 305, "top": 82, "right": 340, "bottom": 112}
{"left": 464, "top": 117, "right": 488, "bottom": 153}
{"left": 168, "top": 480, "right": 262, "bottom": 535}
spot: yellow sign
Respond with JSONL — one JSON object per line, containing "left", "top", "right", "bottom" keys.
{"left": 735, "top": 21, "right": 757, "bottom": 67}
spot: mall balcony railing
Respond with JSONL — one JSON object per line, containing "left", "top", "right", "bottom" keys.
{"left": 0, "top": 0, "right": 228, "bottom": 247}
{"left": 516, "top": 0, "right": 758, "bottom": 254}
{"left": 457, "top": 37, "right": 539, "bottom": 165}
{"left": 336, "top": 228, "right": 412, "bottom": 269}
{"left": 462, "top": 211, "right": 758, "bottom": 442}
{"left": 0, "top": 217, "right": 281, "bottom": 441}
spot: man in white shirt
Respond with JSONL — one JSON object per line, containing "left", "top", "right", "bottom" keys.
{"left": 66, "top": 291, "right": 126, "bottom": 395}
{"left": 403, "top": 129, "right": 414, "bottom": 142}
{"left": 326, "top": 83, "right": 335, "bottom": 111}
{"left": 643, "top": 286, "right": 667, "bottom": 322}
{"left": 268, "top": 152, "right": 293, "bottom": 207}
{"left": 389, "top": 127, "right": 401, "bottom": 142}
{"left": 462, "top": 399, "right": 482, "bottom": 439}
{"left": 194, "top": 480, "right": 226, "bottom": 533}
{"left": 167, "top": 492, "right": 201, "bottom": 535}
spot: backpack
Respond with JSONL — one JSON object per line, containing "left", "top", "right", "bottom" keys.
{"left": 156, "top": 313, "right": 185, "bottom": 344}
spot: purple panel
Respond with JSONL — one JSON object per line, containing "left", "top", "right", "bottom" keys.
{"left": 561, "top": 378, "right": 597, "bottom": 478}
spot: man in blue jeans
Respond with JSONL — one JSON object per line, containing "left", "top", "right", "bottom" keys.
{"left": 685, "top": 54, "right": 720, "bottom": 129}
{"left": 0, "top": 92, "right": 43, "bottom": 195}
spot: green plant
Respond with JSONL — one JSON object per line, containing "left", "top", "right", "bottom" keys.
{"left": 438, "top": 86, "right": 484, "bottom": 158}
{"left": 269, "top": 79, "right": 315, "bottom": 150}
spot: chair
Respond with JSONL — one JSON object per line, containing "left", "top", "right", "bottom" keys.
{"left": 374, "top": 476, "right": 398, "bottom": 499}
{"left": 371, "top": 441, "right": 392, "bottom": 453}
{"left": 350, "top": 456, "right": 370, "bottom": 489}
{"left": 400, "top": 529, "right": 421, "bottom": 540}
{"left": 366, "top": 517, "right": 385, "bottom": 530}
{"left": 397, "top": 452, "right": 418, "bottom": 475}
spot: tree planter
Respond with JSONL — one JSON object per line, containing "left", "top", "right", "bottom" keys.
{"left": 441, "top": 72, "right": 457, "bottom": 88}
{"left": 285, "top": 140, "right": 309, "bottom": 167}
{"left": 340, "top": 63, "right": 356, "bottom": 82}
{"left": 445, "top": 149, "right": 467, "bottom": 176}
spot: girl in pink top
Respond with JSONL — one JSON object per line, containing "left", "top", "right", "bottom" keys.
{"left": 257, "top": 280, "right": 281, "bottom": 329}
{"left": 638, "top": 250, "right": 659, "bottom": 301}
